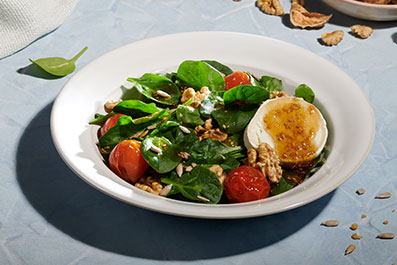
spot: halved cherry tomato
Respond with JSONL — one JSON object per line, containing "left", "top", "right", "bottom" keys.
{"left": 224, "top": 166, "right": 270, "bottom": 203}
{"left": 109, "top": 140, "right": 148, "bottom": 183}
{"left": 99, "top": 113, "right": 125, "bottom": 138}
{"left": 224, "top": 71, "right": 250, "bottom": 91}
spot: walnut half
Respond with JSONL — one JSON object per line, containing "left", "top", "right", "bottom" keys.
{"left": 290, "top": 2, "right": 332, "bottom": 29}
{"left": 321, "top": 30, "right": 344, "bottom": 46}
{"left": 257, "top": 0, "right": 284, "bottom": 16}
{"left": 195, "top": 118, "right": 228, "bottom": 142}
{"left": 351, "top": 25, "right": 374, "bottom": 39}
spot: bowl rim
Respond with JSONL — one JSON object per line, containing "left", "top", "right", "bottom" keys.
{"left": 333, "top": 0, "right": 397, "bottom": 9}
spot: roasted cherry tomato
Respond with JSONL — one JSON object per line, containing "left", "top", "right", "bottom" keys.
{"left": 224, "top": 71, "right": 250, "bottom": 91}
{"left": 224, "top": 166, "right": 270, "bottom": 203}
{"left": 99, "top": 113, "right": 125, "bottom": 138}
{"left": 109, "top": 140, "right": 148, "bottom": 183}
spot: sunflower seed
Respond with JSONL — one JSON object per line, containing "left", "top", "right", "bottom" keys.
{"left": 169, "top": 108, "right": 177, "bottom": 113}
{"left": 155, "top": 90, "right": 171, "bottom": 98}
{"left": 179, "top": 125, "right": 191, "bottom": 134}
{"left": 147, "top": 124, "right": 157, "bottom": 130}
{"left": 361, "top": 214, "right": 367, "bottom": 219}
{"left": 321, "top": 220, "right": 339, "bottom": 227}
{"left": 191, "top": 163, "right": 197, "bottom": 167}
{"left": 351, "top": 233, "right": 363, "bottom": 240}
{"left": 176, "top": 163, "right": 183, "bottom": 177}
{"left": 139, "top": 130, "right": 149, "bottom": 138}
{"left": 197, "top": 195, "right": 210, "bottom": 202}
{"left": 356, "top": 188, "right": 365, "bottom": 195}
{"left": 376, "top": 233, "right": 394, "bottom": 239}
{"left": 375, "top": 192, "right": 391, "bottom": 199}
{"left": 383, "top": 221, "right": 389, "bottom": 225}
{"left": 159, "top": 184, "right": 173, "bottom": 196}
{"left": 150, "top": 145, "right": 162, "bottom": 153}
{"left": 350, "top": 223, "right": 358, "bottom": 230}
{"left": 178, "top": 152, "right": 190, "bottom": 160}
{"left": 345, "top": 244, "right": 356, "bottom": 255}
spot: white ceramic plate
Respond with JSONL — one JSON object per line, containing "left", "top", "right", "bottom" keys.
{"left": 322, "top": 0, "right": 397, "bottom": 21}
{"left": 51, "top": 32, "right": 374, "bottom": 219}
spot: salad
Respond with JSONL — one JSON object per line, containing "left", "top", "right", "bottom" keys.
{"left": 89, "top": 60, "right": 328, "bottom": 204}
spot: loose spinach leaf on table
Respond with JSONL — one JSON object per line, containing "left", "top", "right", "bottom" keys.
{"left": 295, "top": 84, "right": 315, "bottom": 103}
{"left": 127, "top": 73, "right": 181, "bottom": 105}
{"left": 29, "top": 46, "right": 88, "bottom": 77}
{"left": 161, "top": 166, "right": 223, "bottom": 204}
{"left": 176, "top": 60, "right": 225, "bottom": 91}
{"left": 141, "top": 136, "right": 181, "bottom": 174}
{"left": 176, "top": 105, "right": 204, "bottom": 126}
{"left": 89, "top": 112, "right": 116, "bottom": 126}
{"left": 212, "top": 107, "right": 257, "bottom": 134}
{"left": 223, "top": 85, "right": 270, "bottom": 105}
{"left": 200, "top": 91, "right": 224, "bottom": 118}
{"left": 113, "top": 100, "right": 162, "bottom": 118}
{"left": 202, "top": 60, "right": 233, "bottom": 76}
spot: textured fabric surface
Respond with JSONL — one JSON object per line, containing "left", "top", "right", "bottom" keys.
{"left": 0, "top": 0, "right": 77, "bottom": 58}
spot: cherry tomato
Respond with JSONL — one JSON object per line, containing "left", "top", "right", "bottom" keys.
{"left": 224, "top": 71, "right": 250, "bottom": 91}
{"left": 109, "top": 140, "right": 148, "bottom": 183}
{"left": 99, "top": 113, "right": 125, "bottom": 138}
{"left": 224, "top": 166, "right": 270, "bottom": 203}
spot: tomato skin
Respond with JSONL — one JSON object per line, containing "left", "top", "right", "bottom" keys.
{"left": 224, "top": 71, "right": 250, "bottom": 91}
{"left": 224, "top": 166, "right": 270, "bottom": 203}
{"left": 99, "top": 114, "right": 125, "bottom": 138}
{"left": 109, "top": 140, "right": 148, "bottom": 183}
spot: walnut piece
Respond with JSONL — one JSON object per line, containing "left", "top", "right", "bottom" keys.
{"left": 104, "top": 99, "right": 122, "bottom": 113}
{"left": 195, "top": 118, "right": 228, "bottom": 142}
{"left": 181, "top": 86, "right": 210, "bottom": 108}
{"left": 292, "top": 0, "right": 304, "bottom": 6}
{"left": 269, "top": 90, "right": 288, "bottom": 99}
{"left": 351, "top": 25, "right": 374, "bottom": 39}
{"left": 257, "top": 0, "right": 284, "bottom": 16}
{"left": 290, "top": 2, "right": 332, "bottom": 29}
{"left": 209, "top": 165, "right": 227, "bottom": 186}
{"left": 246, "top": 143, "right": 283, "bottom": 184}
{"left": 135, "top": 176, "right": 163, "bottom": 195}
{"left": 361, "top": 0, "right": 391, "bottom": 3}
{"left": 321, "top": 30, "right": 344, "bottom": 46}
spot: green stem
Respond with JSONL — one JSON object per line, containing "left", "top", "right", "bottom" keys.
{"left": 70, "top": 46, "right": 88, "bottom": 62}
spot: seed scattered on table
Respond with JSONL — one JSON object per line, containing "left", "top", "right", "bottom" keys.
{"left": 352, "top": 233, "right": 363, "bottom": 240}
{"left": 345, "top": 244, "right": 356, "bottom": 255}
{"left": 321, "top": 220, "right": 339, "bottom": 227}
{"left": 350, "top": 223, "right": 358, "bottom": 230}
{"left": 356, "top": 188, "right": 365, "bottom": 195}
{"left": 361, "top": 214, "right": 367, "bottom": 219}
{"left": 383, "top": 220, "right": 389, "bottom": 225}
{"left": 376, "top": 233, "right": 394, "bottom": 239}
{"left": 375, "top": 192, "right": 391, "bottom": 199}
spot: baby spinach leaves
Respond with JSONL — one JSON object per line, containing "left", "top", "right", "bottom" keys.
{"left": 176, "top": 105, "right": 204, "bottom": 126}
{"left": 295, "top": 84, "right": 315, "bottom": 103}
{"left": 127, "top": 74, "right": 181, "bottom": 105}
{"left": 212, "top": 107, "right": 257, "bottom": 134}
{"left": 176, "top": 60, "right": 225, "bottom": 91}
{"left": 259, "top": 75, "right": 283, "bottom": 92}
{"left": 141, "top": 136, "right": 181, "bottom": 173}
{"left": 202, "top": 60, "right": 233, "bottom": 76}
{"left": 161, "top": 166, "right": 223, "bottom": 204}
{"left": 223, "top": 85, "right": 270, "bottom": 104}
{"left": 113, "top": 100, "right": 162, "bottom": 118}
{"left": 200, "top": 91, "right": 224, "bottom": 118}
{"left": 89, "top": 112, "right": 116, "bottom": 126}
{"left": 29, "top": 46, "right": 88, "bottom": 77}
{"left": 270, "top": 177, "right": 294, "bottom": 196}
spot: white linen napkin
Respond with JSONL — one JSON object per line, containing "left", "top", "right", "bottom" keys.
{"left": 0, "top": 0, "right": 77, "bottom": 59}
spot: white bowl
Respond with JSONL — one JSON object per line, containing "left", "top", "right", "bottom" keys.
{"left": 51, "top": 32, "right": 375, "bottom": 219}
{"left": 322, "top": 0, "right": 397, "bottom": 21}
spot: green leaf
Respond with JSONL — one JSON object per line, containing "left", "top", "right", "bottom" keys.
{"left": 29, "top": 46, "right": 88, "bottom": 77}
{"left": 141, "top": 136, "right": 181, "bottom": 173}
{"left": 212, "top": 107, "right": 257, "bottom": 134}
{"left": 89, "top": 112, "right": 116, "bottom": 126}
{"left": 223, "top": 85, "right": 270, "bottom": 104}
{"left": 259, "top": 75, "right": 283, "bottom": 92}
{"left": 176, "top": 60, "right": 225, "bottom": 91}
{"left": 128, "top": 73, "right": 181, "bottom": 105}
{"left": 202, "top": 60, "right": 233, "bottom": 76}
{"left": 199, "top": 91, "right": 224, "bottom": 118}
{"left": 295, "top": 84, "right": 315, "bottom": 103}
{"left": 161, "top": 166, "right": 223, "bottom": 204}
{"left": 176, "top": 105, "right": 204, "bottom": 126}
{"left": 113, "top": 100, "right": 162, "bottom": 118}
{"left": 270, "top": 177, "right": 294, "bottom": 196}
{"left": 150, "top": 120, "right": 180, "bottom": 136}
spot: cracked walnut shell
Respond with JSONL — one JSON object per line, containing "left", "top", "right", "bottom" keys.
{"left": 257, "top": 0, "right": 284, "bottom": 16}
{"left": 351, "top": 25, "right": 374, "bottom": 39}
{"left": 290, "top": 2, "right": 332, "bottom": 29}
{"left": 321, "top": 30, "right": 344, "bottom": 46}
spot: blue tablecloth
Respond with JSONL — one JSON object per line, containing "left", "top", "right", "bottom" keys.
{"left": 1, "top": 0, "right": 396, "bottom": 264}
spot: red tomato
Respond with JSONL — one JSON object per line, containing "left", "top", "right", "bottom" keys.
{"left": 224, "top": 71, "right": 250, "bottom": 91}
{"left": 224, "top": 166, "right": 270, "bottom": 203}
{"left": 109, "top": 140, "right": 148, "bottom": 183}
{"left": 99, "top": 114, "right": 125, "bottom": 138}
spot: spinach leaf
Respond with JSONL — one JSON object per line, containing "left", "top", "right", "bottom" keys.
{"left": 212, "top": 107, "right": 257, "bottom": 134}
{"left": 113, "top": 100, "right": 162, "bottom": 118}
{"left": 295, "top": 84, "right": 315, "bottom": 103}
{"left": 161, "top": 166, "right": 222, "bottom": 204}
{"left": 150, "top": 120, "right": 180, "bottom": 136}
{"left": 176, "top": 60, "right": 225, "bottom": 91}
{"left": 259, "top": 75, "right": 283, "bottom": 92}
{"left": 270, "top": 177, "right": 294, "bottom": 196}
{"left": 202, "top": 60, "right": 233, "bottom": 76}
{"left": 141, "top": 136, "right": 181, "bottom": 174}
{"left": 176, "top": 105, "right": 204, "bottom": 126}
{"left": 200, "top": 91, "right": 224, "bottom": 118}
{"left": 132, "top": 108, "right": 168, "bottom": 124}
{"left": 89, "top": 112, "right": 116, "bottom": 126}
{"left": 127, "top": 73, "right": 181, "bottom": 105}
{"left": 223, "top": 85, "right": 270, "bottom": 104}
{"left": 29, "top": 46, "right": 88, "bottom": 77}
